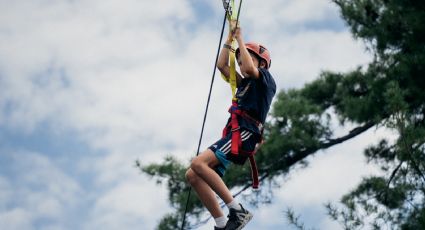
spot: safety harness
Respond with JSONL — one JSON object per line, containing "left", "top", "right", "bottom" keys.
{"left": 221, "top": 0, "right": 261, "bottom": 189}
{"left": 222, "top": 101, "right": 263, "bottom": 189}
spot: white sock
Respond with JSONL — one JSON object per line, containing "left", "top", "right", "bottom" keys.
{"left": 226, "top": 200, "right": 241, "bottom": 210}
{"left": 214, "top": 216, "right": 227, "bottom": 228}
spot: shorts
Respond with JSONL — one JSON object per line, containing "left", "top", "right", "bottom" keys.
{"left": 208, "top": 129, "right": 260, "bottom": 177}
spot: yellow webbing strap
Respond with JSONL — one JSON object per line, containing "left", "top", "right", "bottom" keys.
{"left": 229, "top": 40, "right": 237, "bottom": 100}
{"left": 221, "top": 0, "right": 238, "bottom": 100}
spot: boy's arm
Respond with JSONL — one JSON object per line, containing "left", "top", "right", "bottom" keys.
{"left": 216, "top": 37, "right": 233, "bottom": 80}
{"left": 234, "top": 27, "right": 261, "bottom": 79}
{"left": 217, "top": 22, "right": 243, "bottom": 85}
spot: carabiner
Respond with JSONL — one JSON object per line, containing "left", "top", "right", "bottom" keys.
{"left": 222, "top": 0, "right": 233, "bottom": 16}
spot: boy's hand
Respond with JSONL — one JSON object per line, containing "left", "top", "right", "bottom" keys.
{"left": 233, "top": 25, "right": 242, "bottom": 42}
{"left": 227, "top": 20, "right": 240, "bottom": 42}
{"left": 227, "top": 26, "right": 234, "bottom": 43}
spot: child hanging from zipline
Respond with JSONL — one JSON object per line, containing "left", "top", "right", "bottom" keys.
{"left": 185, "top": 20, "right": 276, "bottom": 230}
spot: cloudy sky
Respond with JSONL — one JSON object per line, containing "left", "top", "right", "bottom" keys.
{"left": 0, "top": 0, "right": 389, "bottom": 229}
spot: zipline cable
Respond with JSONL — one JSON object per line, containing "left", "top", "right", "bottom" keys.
{"left": 180, "top": 10, "right": 229, "bottom": 230}
{"left": 180, "top": 1, "right": 243, "bottom": 229}
{"left": 236, "top": 0, "right": 243, "bottom": 26}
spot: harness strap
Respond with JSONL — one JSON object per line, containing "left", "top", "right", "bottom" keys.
{"left": 220, "top": 0, "right": 238, "bottom": 100}
{"left": 249, "top": 155, "right": 259, "bottom": 189}
{"left": 230, "top": 100, "right": 241, "bottom": 155}
{"left": 223, "top": 101, "right": 262, "bottom": 188}
{"left": 229, "top": 47, "right": 237, "bottom": 101}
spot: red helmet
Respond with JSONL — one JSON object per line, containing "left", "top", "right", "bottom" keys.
{"left": 236, "top": 42, "right": 271, "bottom": 68}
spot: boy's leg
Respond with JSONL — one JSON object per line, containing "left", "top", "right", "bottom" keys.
{"left": 185, "top": 168, "right": 224, "bottom": 218}
{"left": 189, "top": 149, "right": 234, "bottom": 204}
{"left": 186, "top": 134, "right": 255, "bottom": 229}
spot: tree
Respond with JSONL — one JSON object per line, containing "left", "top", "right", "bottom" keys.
{"left": 323, "top": 0, "right": 425, "bottom": 229}
{"left": 137, "top": 0, "right": 425, "bottom": 229}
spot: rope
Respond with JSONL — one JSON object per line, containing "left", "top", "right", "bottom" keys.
{"left": 180, "top": 10, "right": 229, "bottom": 230}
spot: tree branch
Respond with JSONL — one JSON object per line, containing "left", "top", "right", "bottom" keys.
{"left": 387, "top": 161, "right": 404, "bottom": 188}
{"left": 272, "top": 121, "right": 376, "bottom": 172}
{"left": 235, "top": 121, "right": 376, "bottom": 198}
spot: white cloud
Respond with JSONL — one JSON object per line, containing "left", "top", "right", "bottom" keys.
{"left": 270, "top": 31, "right": 371, "bottom": 89}
{"left": 0, "top": 208, "right": 33, "bottom": 230}
{"left": 0, "top": 0, "right": 371, "bottom": 154}
{"left": 0, "top": 176, "right": 12, "bottom": 209}
{"left": 243, "top": 0, "right": 335, "bottom": 25}
{"left": 86, "top": 179, "right": 169, "bottom": 230}
{"left": 0, "top": 151, "right": 82, "bottom": 230}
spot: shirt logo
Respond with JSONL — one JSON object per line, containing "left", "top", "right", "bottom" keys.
{"left": 237, "top": 81, "right": 251, "bottom": 98}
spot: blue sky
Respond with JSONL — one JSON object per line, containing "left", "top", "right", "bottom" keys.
{"left": 0, "top": 0, "right": 389, "bottom": 229}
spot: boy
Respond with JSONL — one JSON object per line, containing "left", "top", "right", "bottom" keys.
{"left": 185, "top": 22, "right": 276, "bottom": 230}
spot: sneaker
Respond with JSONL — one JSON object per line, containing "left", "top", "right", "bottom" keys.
{"left": 225, "top": 204, "right": 253, "bottom": 230}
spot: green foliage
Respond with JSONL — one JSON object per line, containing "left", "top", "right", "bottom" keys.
{"left": 326, "top": 0, "right": 425, "bottom": 229}
{"left": 138, "top": 156, "right": 204, "bottom": 228}
{"left": 142, "top": 156, "right": 189, "bottom": 209}
{"left": 285, "top": 208, "right": 318, "bottom": 230}
{"left": 139, "top": 0, "right": 425, "bottom": 229}
{"left": 260, "top": 87, "right": 332, "bottom": 173}
{"left": 156, "top": 213, "right": 180, "bottom": 230}
{"left": 401, "top": 204, "right": 425, "bottom": 230}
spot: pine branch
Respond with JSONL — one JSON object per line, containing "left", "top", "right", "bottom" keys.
{"left": 387, "top": 161, "right": 404, "bottom": 188}
{"left": 383, "top": 161, "right": 404, "bottom": 204}
{"left": 234, "top": 121, "right": 376, "bottom": 200}
{"left": 271, "top": 121, "right": 376, "bottom": 172}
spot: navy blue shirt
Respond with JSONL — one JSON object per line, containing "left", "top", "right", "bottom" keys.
{"left": 228, "top": 68, "right": 276, "bottom": 134}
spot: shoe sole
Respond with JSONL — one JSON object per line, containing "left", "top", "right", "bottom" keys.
{"left": 234, "top": 212, "right": 253, "bottom": 230}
